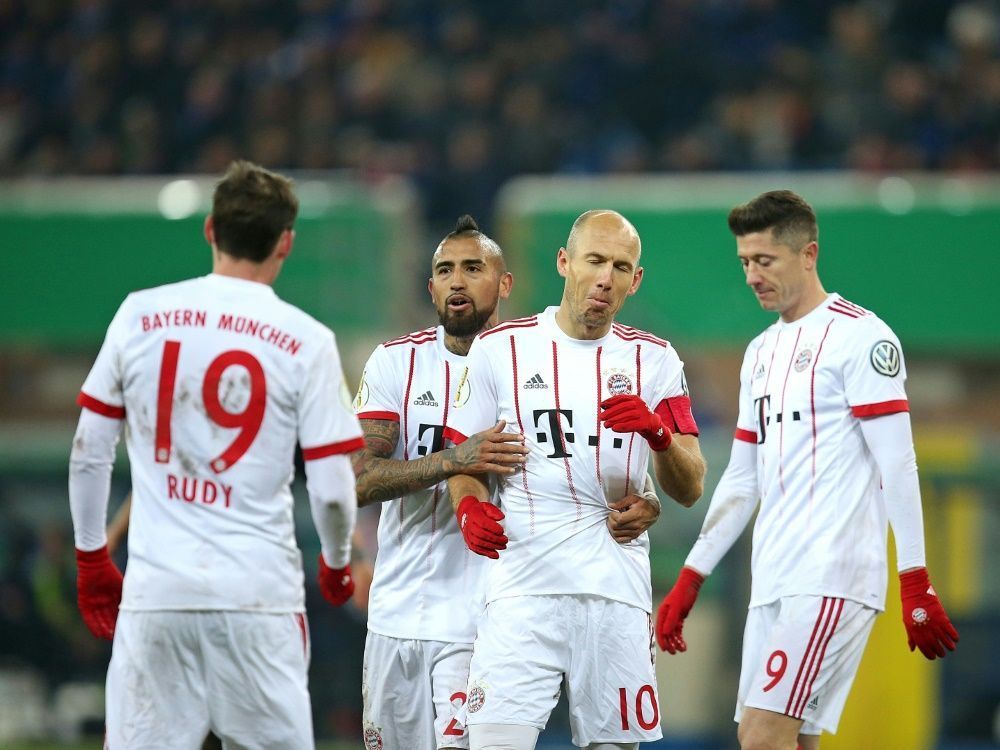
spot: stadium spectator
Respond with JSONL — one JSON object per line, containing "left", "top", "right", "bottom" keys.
{"left": 68, "top": 160, "right": 362, "bottom": 748}
{"left": 444, "top": 210, "right": 706, "bottom": 750}
{"left": 1, "top": 2, "right": 996, "bottom": 228}
{"left": 655, "top": 190, "right": 959, "bottom": 750}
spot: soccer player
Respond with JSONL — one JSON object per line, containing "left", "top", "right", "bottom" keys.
{"left": 655, "top": 190, "right": 959, "bottom": 750}
{"left": 68, "top": 161, "right": 361, "bottom": 749}
{"left": 444, "top": 210, "right": 707, "bottom": 750}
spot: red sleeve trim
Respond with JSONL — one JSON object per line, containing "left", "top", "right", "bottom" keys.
{"left": 357, "top": 410, "right": 400, "bottom": 422}
{"left": 301, "top": 436, "right": 365, "bottom": 460}
{"left": 851, "top": 400, "right": 909, "bottom": 418}
{"left": 441, "top": 426, "right": 469, "bottom": 445}
{"left": 734, "top": 427, "right": 758, "bottom": 443}
{"left": 654, "top": 395, "right": 699, "bottom": 436}
{"left": 77, "top": 391, "right": 126, "bottom": 419}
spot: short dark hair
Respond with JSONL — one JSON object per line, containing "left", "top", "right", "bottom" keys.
{"left": 727, "top": 190, "right": 818, "bottom": 250}
{"left": 211, "top": 161, "right": 299, "bottom": 262}
{"left": 441, "top": 214, "right": 506, "bottom": 273}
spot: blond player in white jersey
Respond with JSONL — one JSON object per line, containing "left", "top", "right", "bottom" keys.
{"left": 444, "top": 210, "right": 707, "bottom": 750}
{"left": 68, "top": 161, "right": 362, "bottom": 749}
{"left": 655, "top": 190, "right": 959, "bottom": 750}
{"left": 353, "top": 215, "right": 663, "bottom": 750}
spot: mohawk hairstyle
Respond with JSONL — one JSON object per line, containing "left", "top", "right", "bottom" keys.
{"left": 440, "top": 214, "right": 506, "bottom": 272}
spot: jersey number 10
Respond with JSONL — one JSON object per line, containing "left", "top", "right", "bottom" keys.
{"left": 155, "top": 340, "right": 267, "bottom": 472}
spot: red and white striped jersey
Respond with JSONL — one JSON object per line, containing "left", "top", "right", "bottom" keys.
{"left": 78, "top": 274, "right": 363, "bottom": 612}
{"left": 355, "top": 326, "right": 488, "bottom": 642}
{"left": 444, "top": 307, "right": 699, "bottom": 613}
{"left": 734, "top": 293, "right": 909, "bottom": 610}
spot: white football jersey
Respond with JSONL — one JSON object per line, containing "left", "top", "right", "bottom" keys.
{"left": 78, "top": 274, "right": 363, "bottom": 612}
{"left": 355, "top": 326, "right": 488, "bottom": 642}
{"left": 733, "top": 293, "right": 909, "bottom": 610}
{"left": 444, "top": 307, "right": 699, "bottom": 613}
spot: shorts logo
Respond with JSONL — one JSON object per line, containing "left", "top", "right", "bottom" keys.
{"left": 870, "top": 340, "right": 900, "bottom": 377}
{"left": 363, "top": 725, "right": 383, "bottom": 750}
{"left": 606, "top": 371, "right": 632, "bottom": 396}
{"left": 467, "top": 685, "right": 486, "bottom": 714}
{"left": 807, "top": 695, "right": 819, "bottom": 710}
{"left": 794, "top": 348, "right": 813, "bottom": 372}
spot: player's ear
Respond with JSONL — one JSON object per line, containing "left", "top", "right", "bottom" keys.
{"left": 801, "top": 241, "right": 818, "bottom": 271}
{"left": 499, "top": 271, "right": 513, "bottom": 300}
{"left": 204, "top": 215, "right": 215, "bottom": 247}
{"left": 556, "top": 247, "right": 569, "bottom": 278}
{"left": 276, "top": 228, "right": 294, "bottom": 260}
{"left": 628, "top": 266, "right": 644, "bottom": 296}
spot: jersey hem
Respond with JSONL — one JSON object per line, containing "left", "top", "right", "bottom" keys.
{"left": 748, "top": 591, "right": 884, "bottom": 613}
{"left": 366, "top": 623, "right": 476, "bottom": 644}
{"left": 486, "top": 590, "right": 651, "bottom": 614}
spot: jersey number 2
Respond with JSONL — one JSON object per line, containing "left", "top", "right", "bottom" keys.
{"left": 155, "top": 340, "right": 266, "bottom": 472}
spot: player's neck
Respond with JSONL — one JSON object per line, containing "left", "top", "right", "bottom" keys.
{"left": 443, "top": 333, "right": 476, "bottom": 356}
{"left": 212, "top": 251, "right": 280, "bottom": 286}
{"left": 779, "top": 282, "right": 828, "bottom": 323}
{"left": 555, "top": 304, "right": 611, "bottom": 340}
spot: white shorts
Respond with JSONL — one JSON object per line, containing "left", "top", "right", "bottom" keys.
{"left": 106, "top": 610, "right": 313, "bottom": 749}
{"left": 465, "top": 595, "right": 662, "bottom": 747}
{"left": 736, "top": 595, "right": 877, "bottom": 735}
{"left": 363, "top": 632, "right": 474, "bottom": 750}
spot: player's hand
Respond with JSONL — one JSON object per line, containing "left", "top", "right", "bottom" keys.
{"left": 600, "top": 395, "right": 672, "bottom": 452}
{"left": 606, "top": 493, "right": 660, "bottom": 544}
{"left": 655, "top": 567, "right": 704, "bottom": 654}
{"left": 317, "top": 555, "right": 355, "bottom": 607}
{"left": 447, "top": 420, "right": 528, "bottom": 475}
{"left": 76, "top": 546, "right": 124, "bottom": 641}
{"left": 456, "top": 496, "right": 507, "bottom": 559}
{"left": 899, "top": 567, "right": 958, "bottom": 659}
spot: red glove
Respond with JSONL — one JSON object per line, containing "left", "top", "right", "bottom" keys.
{"left": 456, "top": 496, "right": 507, "bottom": 559}
{"left": 318, "top": 555, "right": 355, "bottom": 606}
{"left": 76, "top": 546, "right": 123, "bottom": 641}
{"left": 655, "top": 567, "right": 704, "bottom": 654}
{"left": 899, "top": 567, "right": 958, "bottom": 659}
{"left": 600, "top": 395, "right": 672, "bottom": 451}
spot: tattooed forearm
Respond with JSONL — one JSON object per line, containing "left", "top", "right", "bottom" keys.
{"left": 353, "top": 418, "right": 454, "bottom": 507}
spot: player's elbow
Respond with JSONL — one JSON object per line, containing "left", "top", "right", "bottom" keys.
{"left": 673, "top": 480, "right": 704, "bottom": 508}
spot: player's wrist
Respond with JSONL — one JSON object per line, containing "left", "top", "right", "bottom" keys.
{"left": 455, "top": 495, "right": 481, "bottom": 523}
{"left": 643, "top": 418, "right": 673, "bottom": 452}
{"left": 76, "top": 545, "right": 112, "bottom": 566}
{"left": 678, "top": 566, "right": 706, "bottom": 590}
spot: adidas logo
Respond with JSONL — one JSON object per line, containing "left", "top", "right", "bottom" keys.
{"left": 806, "top": 695, "right": 819, "bottom": 710}
{"left": 523, "top": 373, "right": 548, "bottom": 390}
{"left": 413, "top": 390, "right": 439, "bottom": 407}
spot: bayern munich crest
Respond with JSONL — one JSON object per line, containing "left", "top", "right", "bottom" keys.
{"left": 467, "top": 685, "right": 486, "bottom": 713}
{"left": 363, "top": 725, "right": 383, "bottom": 750}
{"left": 606, "top": 372, "right": 633, "bottom": 396}
{"left": 794, "top": 348, "right": 813, "bottom": 372}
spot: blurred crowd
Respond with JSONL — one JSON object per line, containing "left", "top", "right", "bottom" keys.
{"left": 1, "top": 0, "right": 998, "bottom": 228}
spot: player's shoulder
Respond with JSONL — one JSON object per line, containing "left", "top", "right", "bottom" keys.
{"left": 381, "top": 325, "right": 439, "bottom": 349}
{"left": 125, "top": 277, "right": 201, "bottom": 306}
{"left": 610, "top": 321, "right": 670, "bottom": 349}
{"left": 824, "top": 295, "right": 898, "bottom": 341}
{"left": 477, "top": 315, "right": 540, "bottom": 341}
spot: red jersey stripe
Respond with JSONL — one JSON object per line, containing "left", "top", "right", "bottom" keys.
{"left": 480, "top": 318, "right": 538, "bottom": 339}
{"left": 383, "top": 327, "right": 436, "bottom": 346}
{"left": 785, "top": 597, "right": 830, "bottom": 716}
{"left": 612, "top": 323, "right": 668, "bottom": 346}
{"left": 384, "top": 333, "right": 437, "bottom": 348}
{"left": 77, "top": 391, "right": 126, "bottom": 419}
{"left": 827, "top": 302, "right": 860, "bottom": 318}
{"left": 510, "top": 335, "right": 536, "bottom": 534}
{"left": 442, "top": 426, "right": 468, "bottom": 445}
{"left": 301, "top": 436, "right": 365, "bottom": 460}
{"left": 357, "top": 410, "right": 400, "bottom": 422}
{"left": 734, "top": 427, "right": 757, "bottom": 443}
{"left": 796, "top": 598, "right": 844, "bottom": 717}
{"left": 851, "top": 400, "right": 909, "bottom": 417}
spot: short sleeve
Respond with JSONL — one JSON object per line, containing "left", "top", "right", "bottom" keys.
{"left": 843, "top": 321, "right": 909, "bottom": 418}
{"left": 78, "top": 296, "right": 131, "bottom": 418}
{"left": 353, "top": 344, "right": 402, "bottom": 421}
{"left": 442, "top": 337, "right": 498, "bottom": 445}
{"left": 650, "top": 347, "right": 699, "bottom": 436}
{"left": 298, "top": 330, "right": 364, "bottom": 460}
